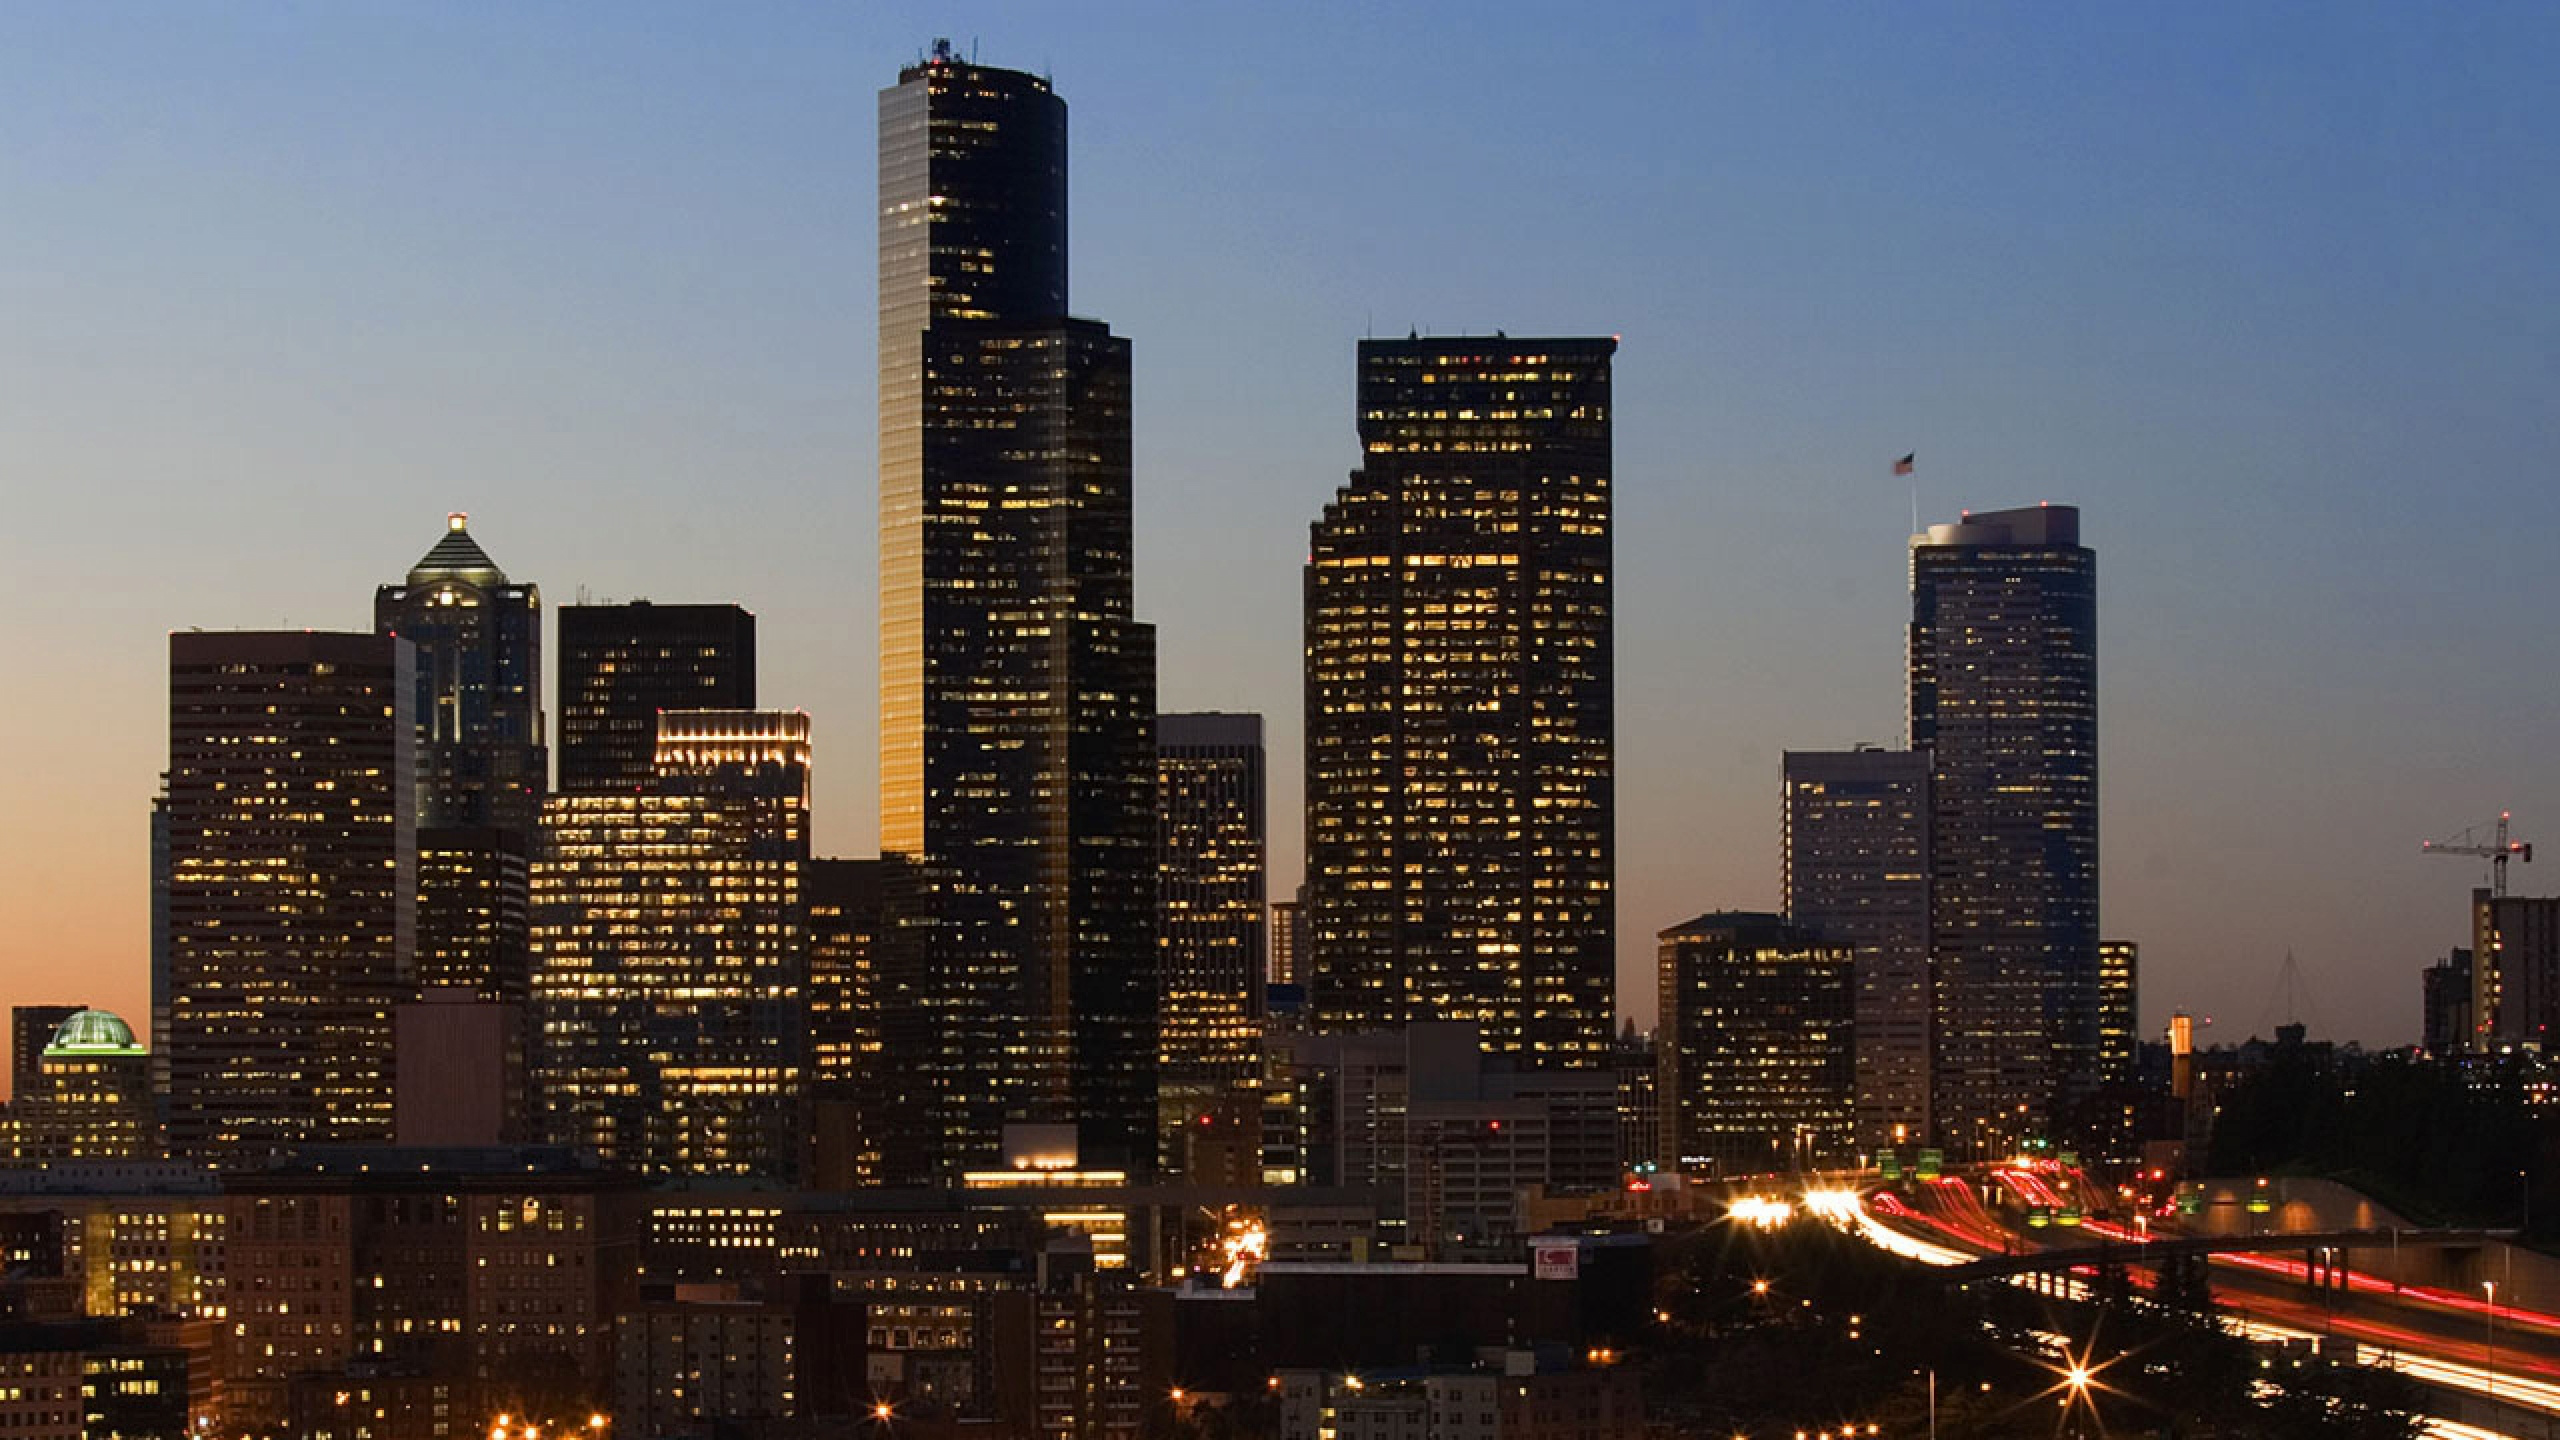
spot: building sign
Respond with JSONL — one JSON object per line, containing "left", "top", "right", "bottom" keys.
{"left": 1533, "top": 1243, "right": 1580, "bottom": 1281}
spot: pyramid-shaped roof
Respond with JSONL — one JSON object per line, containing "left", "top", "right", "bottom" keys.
{"left": 408, "top": 513, "right": 508, "bottom": 587}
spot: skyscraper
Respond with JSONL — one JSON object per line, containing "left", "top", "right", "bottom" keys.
{"left": 1783, "top": 746, "right": 1931, "bottom": 1150}
{"left": 2097, "top": 940, "right": 2139, "bottom": 1089}
{"left": 163, "top": 631, "right": 414, "bottom": 1164}
{"left": 1304, "top": 335, "right": 1617, "bottom": 1070}
{"left": 1909, "top": 504, "right": 2097, "bottom": 1156}
{"left": 373, "top": 514, "right": 546, "bottom": 832}
{"left": 556, "top": 602, "right": 758, "bottom": 795}
{"left": 376, "top": 516, "right": 545, "bottom": 1017}
{"left": 531, "top": 710, "right": 810, "bottom": 1178}
{"left": 878, "top": 43, "right": 1159, "bottom": 1175}
{"left": 1156, "top": 713, "right": 1267, "bottom": 1169}
{"left": 1655, "top": 914, "right": 1854, "bottom": 1174}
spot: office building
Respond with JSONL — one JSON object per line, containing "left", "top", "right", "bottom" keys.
{"left": 162, "top": 631, "right": 413, "bottom": 1165}
{"left": 1909, "top": 504, "right": 2098, "bottom": 1156}
{"left": 878, "top": 43, "right": 1159, "bottom": 1175}
{"left": 6, "top": 1011, "right": 155, "bottom": 1163}
{"left": 2098, "top": 940, "right": 2139, "bottom": 1088}
{"left": 1304, "top": 336, "right": 1617, "bottom": 1070}
{"left": 217, "top": 1148, "right": 638, "bottom": 1435}
{"left": 372, "top": 513, "right": 546, "bottom": 833}
{"left": 532, "top": 711, "right": 811, "bottom": 1178}
{"left": 807, "top": 856, "right": 908, "bottom": 1187}
{"left": 1782, "top": 746, "right": 1930, "bottom": 1150}
{"left": 556, "top": 602, "right": 758, "bottom": 794}
{"left": 1262, "top": 1023, "right": 1616, "bottom": 1252}
{"left": 9, "top": 1008, "right": 81, "bottom": 1100}
{"left": 1270, "top": 891, "right": 1307, "bottom": 989}
{"left": 2472, "top": 891, "right": 2560, "bottom": 1049}
{"left": 1156, "top": 713, "right": 1267, "bottom": 1169}
{"left": 1656, "top": 913, "right": 1854, "bottom": 1174}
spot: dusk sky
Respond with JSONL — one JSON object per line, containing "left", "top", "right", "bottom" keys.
{"left": 4, "top": 2, "right": 2557, "bottom": 1053}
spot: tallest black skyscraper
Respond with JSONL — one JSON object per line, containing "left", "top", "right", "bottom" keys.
{"left": 878, "top": 41, "right": 1159, "bottom": 1176}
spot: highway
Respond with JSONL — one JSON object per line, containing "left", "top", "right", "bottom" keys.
{"left": 1821, "top": 1171, "right": 2560, "bottom": 1437}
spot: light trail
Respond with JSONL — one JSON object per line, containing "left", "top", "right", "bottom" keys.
{"left": 1849, "top": 1193, "right": 2560, "bottom": 1425}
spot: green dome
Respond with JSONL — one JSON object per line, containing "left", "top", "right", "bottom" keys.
{"left": 44, "top": 1009, "right": 142, "bottom": 1057}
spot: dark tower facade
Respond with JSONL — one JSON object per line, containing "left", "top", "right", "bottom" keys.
{"left": 1156, "top": 713, "right": 1267, "bottom": 1170}
{"left": 375, "top": 516, "right": 545, "bottom": 1009}
{"left": 1784, "top": 746, "right": 1931, "bottom": 1150}
{"left": 163, "top": 631, "right": 415, "bottom": 1165}
{"left": 1909, "top": 504, "right": 2097, "bottom": 1156}
{"left": 556, "top": 603, "right": 758, "bottom": 794}
{"left": 372, "top": 514, "right": 546, "bottom": 832}
{"left": 1656, "top": 913, "right": 1855, "bottom": 1173}
{"left": 1304, "top": 336, "right": 1617, "bottom": 1071}
{"left": 878, "top": 44, "right": 1158, "bottom": 1175}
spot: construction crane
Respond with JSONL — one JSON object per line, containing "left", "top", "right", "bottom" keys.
{"left": 2421, "top": 811, "right": 2535, "bottom": 898}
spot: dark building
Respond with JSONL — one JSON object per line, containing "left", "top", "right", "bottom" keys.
{"left": 217, "top": 1148, "right": 640, "bottom": 1436}
{"left": 372, "top": 513, "right": 546, "bottom": 833}
{"left": 533, "top": 711, "right": 812, "bottom": 1179}
{"left": 1782, "top": 746, "right": 1930, "bottom": 1151}
{"left": 556, "top": 602, "right": 758, "bottom": 794}
{"left": 2099, "top": 940, "right": 2139, "bottom": 1088}
{"left": 2424, "top": 948, "right": 2474, "bottom": 1057}
{"left": 807, "top": 856, "right": 907, "bottom": 1187}
{"left": 1304, "top": 336, "right": 1617, "bottom": 1072}
{"left": 162, "top": 631, "right": 413, "bottom": 1166}
{"left": 1656, "top": 913, "right": 1854, "bottom": 1174}
{"left": 8, "top": 1008, "right": 80, "bottom": 1101}
{"left": 878, "top": 44, "right": 1159, "bottom": 1177}
{"left": 1156, "top": 713, "right": 1267, "bottom": 1170}
{"left": 1910, "top": 504, "right": 2098, "bottom": 1157}
{"left": 2473, "top": 892, "right": 2560, "bottom": 1050}
{"left": 0, "top": 1318, "right": 190, "bottom": 1440}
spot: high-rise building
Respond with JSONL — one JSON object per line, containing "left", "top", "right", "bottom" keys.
{"left": 1909, "top": 504, "right": 2097, "bottom": 1157}
{"left": 878, "top": 43, "right": 1159, "bottom": 1175}
{"left": 531, "top": 710, "right": 810, "bottom": 1178}
{"left": 1782, "top": 746, "right": 1930, "bottom": 1151}
{"left": 1155, "top": 713, "right": 1266, "bottom": 1169}
{"left": 806, "top": 856, "right": 913, "bottom": 1188}
{"left": 2098, "top": 940, "right": 2139, "bottom": 1088}
{"left": 2471, "top": 890, "right": 2560, "bottom": 1049}
{"left": 6, "top": 1010, "right": 155, "bottom": 1162}
{"left": 9, "top": 1007, "right": 81, "bottom": 1100}
{"left": 162, "top": 631, "right": 414, "bottom": 1165}
{"left": 556, "top": 602, "right": 758, "bottom": 794}
{"left": 1269, "top": 891, "right": 1307, "bottom": 989}
{"left": 1304, "top": 335, "right": 1617, "bottom": 1071}
{"left": 1656, "top": 913, "right": 1855, "bottom": 1174}
{"left": 2423, "top": 948, "right": 2474, "bottom": 1057}
{"left": 373, "top": 513, "right": 546, "bottom": 832}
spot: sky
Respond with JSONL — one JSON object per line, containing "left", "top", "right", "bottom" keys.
{"left": 3, "top": 2, "right": 2557, "bottom": 1056}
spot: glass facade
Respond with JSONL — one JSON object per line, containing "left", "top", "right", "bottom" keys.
{"left": 1655, "top": 913, "right": 1854, "bottom": 1173}
{"left": 530, "top": 711, "right": 810, "bottom": 1179}
{"left": 1909, "top": 505, "right": 2098, "bottom": 1157}
{"left": 555, "top": 602, "right": 758, "bottom": 795}
{"left": 1304, "top": 337, "right": 1617, "bottom": 1070}
{"left": 878, "top": 49, "right": 1158, "bottom": 1176}
{"left": 1155, "top": 713, "right": 1267, "bottom": 1172}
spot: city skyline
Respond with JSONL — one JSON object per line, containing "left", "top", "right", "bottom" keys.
{"left": 7, "top": 5, "right": 2560, "bottom": 1054}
